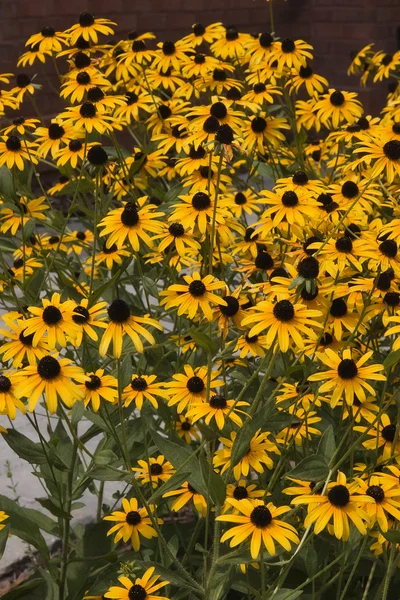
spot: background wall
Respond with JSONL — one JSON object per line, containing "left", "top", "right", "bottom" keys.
{"left": 0, "top": 0, "right": 399, "bottom": 119}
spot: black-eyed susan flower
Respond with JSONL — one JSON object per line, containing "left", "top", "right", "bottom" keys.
{"left": 288, "top": 64, "right": 328, "bottom": 96}
{"left": 95, "top": 242, "right": 130, "bottom": 270}
{"left": 98, "top": 199, "right": 163, "bottom": 251}
{"left": 291, "top": 471, "right": 375, "bottom": 541}
{"left": 242, "top": 299, "right": 321, "bottom": 353}
{"left": 175, "top": 416, "right": 200, "bottom": 444}
{"left": 55, "top": 139, "right": 92, "bottom": 168}
{"left": 1, "top": 116, "right": 39, "bottom": 137}
{"left": 0, "top": 375, "right": 26, "bottom": 419}
{"left": 163, "top": 481, "right": 208, "bottom": 517}
{"left": 99, "top": 299, "right": 162, "bottom": 358}
{"left": 17, "top": 43, "right": 50, "bottom": 67}
{"left": 12, "top": 354, "right": 87, "bottom": 413}
{"left": 104, "top": 567, "right": 170, "bottom": 600}
{"left": 26, "top": 27, "right": 67, "bottom": 53}
{"left": 104, "top": 497, "right": 161, "bottom": 551}
{"left": 308, "top": 348, "right": 386, "bottom": 407}
{"left": 224, "top": 480, "right": 264, "bottom": 513}
{"left": 256, "top": 188, "right": 320, "bottom": 230}
{"left": 113, "top": 91, "right": 153, "bottom": 124}
{"left": 217, "top": 499, "right": 299, "bottom": 559}
{"left": 235, "top": 333, "right": 270, "bottom": 358}
{"left": 65, "top": 12, "right": 116, "bottom": 45}
{"left": 186, "top": 394, "right": 249, "bottom": 429}
{"left": 354, "top": 475, "right": 400, "bottom": 532}
{"left": 315, "top": 89, "right": 363, "bottom": 129}
{"left": 153, "top": 222, "right": 200, "bottom": 257}
{"left": 166, "top": 364, "right": 222, "bottom": 413}
{"left": 276, "top": 407, "right": 321, "bottom": 446}
{"left": 79, "top": 369, "right": 118, "bottom": 412}
{"left": 152, "top": 39, "right": 192, "bottom": 73}
{"left": 60, "top": 69, "right": 110, "bottom": 103}
{"left": 352, "top": 138, "right": 400, "bottom": 184}
{"left": 213, "top": 430, "right": 280, "bottom": 480}
{"left": 211, "top": 25, "right": 249, "bottom": 60}
{"left": 168, "top": 191, "right": 229, "bottom": 235}
{"left": 34, "top": 121, "right": 76, "bottom": 158}
{"left": 160, "top": 272, "right": 227, "bottom": 321}
{"left": 11, "top": 73, "right": 37, "bottom": 103}
{"left": 122, "top": 374, "right": 169, "bottom": 410}
{"left": 0, "top": 317, "right": 48, "bottom": 367}
{"left": 71, "top": 299, "right": 107, "bottom": 346}
{"left": 62, "top": 101, "right": 115, "bottom": 134}
{"left": 23, "top": 293, "right": 79, "bottom": 349}
{"left": 268, "top": 37, "right": 313, "bottom": 70}
{"left": 132, "top": 456, "right": 175, "bottom": 488}
{"left": 0, "top": 196, "right": 49, "bottom": 235}
{"left": 354, "top": 414, "right": 400, "bottom": 465}
{"left": 0, "top": 135, "right": 38, "bottom": 170}
{"left": 181, "top": 22, "right": 224, "bottom": 46}
{"left": 372, "top": 50, "right": 400, "bottom": 83}
{"left": 241, "top": 113, "right": 290, "bottom": 153}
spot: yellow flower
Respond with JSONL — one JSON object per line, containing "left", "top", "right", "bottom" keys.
{"left": 12, "top": 354, "right": 87, "bottom": 413}
{"left": 160, "top": 272, "right": 227, "bottom": 321}
{"left": 99, "top": 299, "right": 162, "bottom": 358}
{"left": 104, "top": 497, "right": 161, "bottom": 551}
{"left": 104, "top": 567, "right": 170, "bottom": 600}
{"left": 79, "top": 369, "right": 118, "bottom": 412}
{"left": 98, "top": 199, "right": 164, "bottom": 251}
{"left": 291, "top": 471, "right": 375, "bottom": 541}
{"left": 163, "top": 481, "right": 208, "bottom": 517}
{"left": 308, "top": 348, "right": 386, "bottom": 407}
{"left": 122, "top": 374, "right": 169, "bottom": 410}
{"left": 217, "top": 499, "right": 299, "bottom": 559}
{"left": 132, "top": 456, "right": 175, "bottom": 488}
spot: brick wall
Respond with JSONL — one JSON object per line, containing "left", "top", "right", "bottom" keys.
{"left": 0, "top": 0, "right": 399, "bottom": 116}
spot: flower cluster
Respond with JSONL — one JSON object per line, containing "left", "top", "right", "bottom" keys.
{"left": 1, "top": 9, "right": 400, "bottom": 600}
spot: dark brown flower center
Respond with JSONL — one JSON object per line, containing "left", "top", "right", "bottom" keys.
{"left": 250, "top": 505, "right": 272, "bottom": 527}
{"left": 37, "top": 356, "right": 61, "bottom": 380}
{"left": 328, "top": 484, "right": 350, "bottom": 507}
{"left": 273, "top": 300, "right": 295, "bottom": 322}
{"left": 337, "top": 359, "right": 358, "bottom": 379}
{"left": 108, "top": 299, "right": 131, "bottom": 323}
{"left": 187, "top": 376, "right": 205, "bottom": 393}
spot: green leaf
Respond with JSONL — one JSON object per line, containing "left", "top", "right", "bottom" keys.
{"left": 304, "top": 545, "right": 318, "bottom": 576}
{"left": 199, "top": 453, "right": 226, "bottom": 506}
{"left": 35, "top": 497, "right": 72, "bottom": 520}
{"left": 384, "top": 349, "right": 400, "bottom": 370}
{"left": 272, "top": 590, "right": 303, "bottom": 600}
{"left": 188, "top": 328, "right": 218, "bottom": 355}
{"left": 0, "top": 496, "right": 50, "bottom": 557}
{"left": 2, "top": 429, "right": 47, "bottom": 464}
{"left": 94, "top": 449, "right": 119, "bottom": 466}
{"left": 317, "top": 425, "right": 336, "bottom": 462}
{"left": 89, "top": 466, "right": 130, "bottom": 481}
{"left": 255, "top": 161, "right": 275, "bottom": 180}
{"left": 119, "top": 353, "right": 132, "bottom": 389}
{"left": 288, "top": 455, "right": 329, "bottom": 481}
{"left": 164, "top": 182, "right": 182, "bottom": 204}
{"left": 0, "top": 524, "right": 9, "bottom": 559}
{"left": 151, "top": 431, "right": 209, "bottom": 499}
{"left": 138, "top": 561, "right": 200, "bottom": 592}
{"left": 381, "top": 528, "right": 400, "bottom": 544}
{"left": 71, "top": 400, "right": 85, "bottom": 426}
{"left": 0, "top": 578, "right": 43, "bottom": 599}
{"left": 0, "top": 496, "right": 59, "bottom": 537}
{"left": 0, "top": 166, "right": 15, "bottom": 198}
